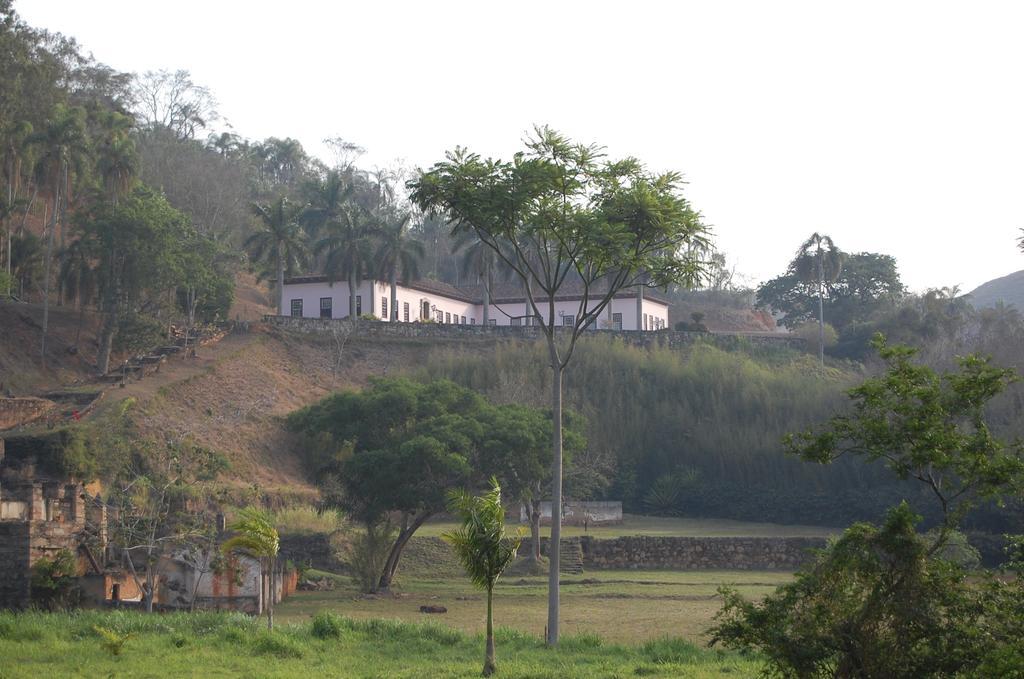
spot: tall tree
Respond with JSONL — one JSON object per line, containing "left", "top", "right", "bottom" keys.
{"left": 30, "top": 104, "right": 89, "bottom": 365}
{"left": 443, "top": 479, "right": 522, "bottom": 677}
{"left": 410, "top": 127, "right": 708, "bottom": 644}
{"left": 453, "top": 229, "right": 503, "bottom": 325}
{"left": 2, "top": 119, "right": 33, "bottom": 282}
{"left": 794, "top": 232, "right": 844, "bottom": 370}
{"left": 245, "top": 197, "right": 308, "bottom": 316}
{"left": 221, "top": 508, "right": 280, "bottom": 631}
{"left": 95, "top": 110, "right": 136, "bottom": 204}
{"left": 374, "top": 209, "right": 423, "bottom": 320}
{"left": 315, "top": 201, "right": 374, "bottom": 318}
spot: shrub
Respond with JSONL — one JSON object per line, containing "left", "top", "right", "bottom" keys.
{"left": 273, "top": 506, "right": 343, "bottom": 535}
{"left": 30, "top": 550, "right": 79, "bottom": 610}
{"left": 311, "top": 612, "right": 344, "bottom": 640}
{"left": 642, "top": 637, "right": 703, "bottom": 664}
{"left": 250, "top": 631, "right": 304, "bottom": 659}
{"left": 93, "top": 625, "right": 131, "bottom": 656}
{"left": 348, "top": 520, "right": 396, "bottom": 593}
{"left": 792, "top": 320, "right": 837, "bottom": 349}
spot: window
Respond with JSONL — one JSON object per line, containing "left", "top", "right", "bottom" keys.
{"left": 445, "top": 311, "right": 451, "bottom": 324}
{"left": 421, "top": 300, "right": 430, "bottom": 320}
{"left": 381, "top": 297, "right": 388, "bottom": 320}
{"left": 511, "top": 317, "right": 521, "bottom": 327}
{"left": 356, "top": 295, "right": 362, "bottom": 317}
{"left": 643, "top": 313, "right": 649, "bottom": 330}
{"left": 488, "top": 319, "right": 497, "bottom": 326}
{"left": 319, "top": 297, "right": 332, "bottom": 318}
{"left": 562, "top": 315, "right": 574, "bottom": 327}
{"left": 470, "top": 318, "right": 476, "bottom": 325}
{"left": 404, "top": 302, "right": 410, "bottom": 322}
{"left": 290, "top": 299, "right": 303, "bottom": 317}
{"left": 461, "top": 315, "right": 466, "bottom": 324}
{"left": 436, "top": 310, "right": 444, "bottom": 322}
{"left": 612, "top": 312, "right": 622, "bottom": 330}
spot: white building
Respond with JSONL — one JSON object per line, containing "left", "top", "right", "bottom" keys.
{"left": 279, "top": 276, "right": 671, "bottom": 331}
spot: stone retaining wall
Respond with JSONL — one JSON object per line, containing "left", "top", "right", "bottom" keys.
{"left": 539, "top": 535, "right": 825, "bottom": 570}
{"left": 0, "top": 398, "right": 56, "bottom": 431}
{"left": 263, "top": 316, "right": 802, "bottom": 351}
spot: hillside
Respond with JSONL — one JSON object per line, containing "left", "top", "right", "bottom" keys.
{"left": 968, "top": 268, "right": 1024, "bottom": 310}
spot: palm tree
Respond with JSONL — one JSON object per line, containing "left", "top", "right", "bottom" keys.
{"left": 315, "top": 204, "right": 375, "bottom": 319}
{"left": 454, "top": 229, "right": 504, "bottom": 326}
{"left": 96, "top": 111, "right": 137, "bottom": 204}
{"left": 29, "top": 104, "right": 89, "bottom": 363}
{"left": 245, "top": 197, "right": 309, "bottom": 315}
{"left": 374, "top": 210, "right": 423, "bottom": 320}
{"left": 794, "top": 233, "right": 843, "bottom": 371}
{"left": 2, "top": 119, "right": 33, "bottom": 283}
{"left": 443, "top": 479, "right": 522, "bottom": 677}
{"left": 302, "top": 169, "right": 354, "bottom": 238}
{"left": 221, "top": 508, "right": 280, "bottom": 631}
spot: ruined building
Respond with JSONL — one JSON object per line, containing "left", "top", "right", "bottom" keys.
{"left": 0, "top": 438, "right": 295, "bottom": 612}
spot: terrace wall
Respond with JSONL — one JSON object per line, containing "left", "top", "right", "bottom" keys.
{"left": 263, "top": 316, "right": 803, "bottom": 351}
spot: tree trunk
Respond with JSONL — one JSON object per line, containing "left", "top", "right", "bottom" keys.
{"left": 529, "top": 498, "right": 542, "bottom": 562}
{"left": 96, "top": 250, "right": 119, "bottom": 375}
{"left": 276, "top": 246, "right": 285, "bottom": 316}
{"left": 378, "top": 512, "right": 430, "bottom": 591}
{"left": 546, "top": 359, "right": 563, "bottom": 645}
{"left": 41, "top": 169, "right": 61, "bottom": 366}
{"left": 390, "top": 269, "right": 398, "bottom": 321}
{"left": 267, "top": 556, "right": 275, "bottom": 631}
{"left": 349, "top": 270, "right": 357, "bottom": 319}
{"left": 817, "top": 255, "right": 825, "bottom": 373}
{"left": 482, "top": 262, "right": 491, "bottom": 326}
{"left": 636, "top": 284, "right": 644, "bottom": 331}
{"left": 144, "top": 564, "right": 155, "bottom": 613}
{"left": 483, "top": 585, "right": 496, "bottom": 676}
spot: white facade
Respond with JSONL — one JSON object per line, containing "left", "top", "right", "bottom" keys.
{"left": 280, "top": 276, "right": 670, "bottom": 331}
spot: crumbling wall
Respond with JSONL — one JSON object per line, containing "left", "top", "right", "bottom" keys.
{"left": 0, "top": 522, "right": 31, "bottom": 608}
{"left": 0, "top": 398, "right": 56, "bottom": 431}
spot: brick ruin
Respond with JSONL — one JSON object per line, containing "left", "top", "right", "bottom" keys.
{"left": 0, "top": 438, "right": 295, "bottom": 612}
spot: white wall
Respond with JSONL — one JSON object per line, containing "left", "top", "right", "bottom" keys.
{"left": 281, "top": 279, "right": 669, "bottom": 330}
{"left": 488, "top": 297, "right": 669, "bottom": 331}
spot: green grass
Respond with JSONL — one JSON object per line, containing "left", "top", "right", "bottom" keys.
{"left": 0, "top": 610, "right": 760, "bottom": 678}
{"left": 277, "top": 567, "right": 791, "bottom": 644}
{"left": 417, "top": 514, "right": 839, "bottom": 539}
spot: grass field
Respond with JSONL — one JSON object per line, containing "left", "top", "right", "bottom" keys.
{"left": 275, "top": 567, "right": 792, "bottom": 645}
{"left": 416, "top": 514, "right": 838, "bottom": 539}
{"left": 0, "top": 610, "right": 762, "bottom": 678}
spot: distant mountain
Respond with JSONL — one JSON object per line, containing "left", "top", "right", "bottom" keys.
{"left": 968, "top": 269, "right": 1024, "bottom": 311}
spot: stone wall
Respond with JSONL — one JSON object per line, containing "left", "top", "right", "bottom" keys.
{"left": 0, "top": 397, "right": 56, "bottom": 431}
{"left": 262, "top": 316, "right": 803, "bottom": 351}
{"left": 539, "top": 535, "right": 825, "bottom": 570}
{"left": 0, "top": 522, "right": 31, "bottom": 608}
{"left": 279, "top": 533, "right": 346, "bottom": 573}
{"left": 581, "top": 536, "right": 824, "bottom": 570}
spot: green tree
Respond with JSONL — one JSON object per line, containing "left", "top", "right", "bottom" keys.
{"left": 222, "top": 507, "right": 280, "bottom": 630}
{"left": 374, "top": 209, "right": 423, "bottom": 320}
{"left": 30, "top": 104, "right": 89, "bottom": 364}
{"left": 757, "top": 251, "right": 903, "bottom": 335}
{"left": 410, "top": 126, "right": 708, "bottom": 644}
{"left": 711, "top": 335, "right": 1024, "bottom": 676}
{"left": 287, "top": 378, "right": 580, "bottom": 591}
{"left": 85, "top": 187, "right": 196, "bottom": 374}
{"left": 443, "top": 479, "right": 522, "bottom": 677}
{"left": 314, "top": 199, "right": 374, "bottom": 319}
{"left": 795, "top": 233, "right": 843, "bottom": 370}
{"left": 245, "top": 196, "right": 309, "bottom": 316}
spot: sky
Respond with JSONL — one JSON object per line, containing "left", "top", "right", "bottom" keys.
{"left": 17, "top": 0, "right": 1024, "bottom": 292}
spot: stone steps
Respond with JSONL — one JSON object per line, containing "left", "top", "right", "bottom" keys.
{"left": 559, "top": 537, "right": 584, "bottom": 575}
